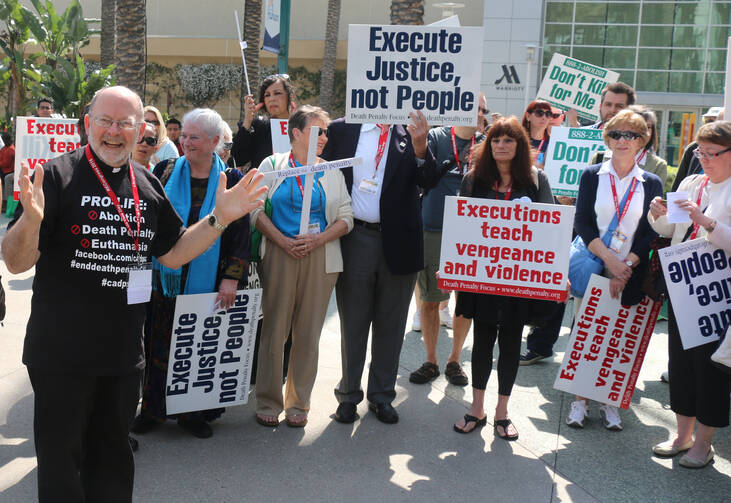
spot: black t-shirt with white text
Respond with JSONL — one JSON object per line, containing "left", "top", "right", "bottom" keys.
{"left": 10, "top": 147, "right": 184, "bottom": 374}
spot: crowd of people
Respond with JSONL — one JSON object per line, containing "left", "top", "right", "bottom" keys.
{"left": 0, "top": 72, "right": 729, "bottom": 502}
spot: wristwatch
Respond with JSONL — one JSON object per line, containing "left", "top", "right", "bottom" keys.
{"left": 624, "top": 259, "right": 634, "bottom": 268}
{"left": 704, "top": 219, "right": 717, "bottom": 234}
{"left": 207, "top": 213, "right": 227, "bottom": 232}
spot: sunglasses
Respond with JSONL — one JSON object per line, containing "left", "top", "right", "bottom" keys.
{"left": 693, "top": 146, "right": 731, "bottom": 160}
{"left": 145, "top": 119, "right": 160, "bottom": 126}
{"left": 479, "top": 107, "right": 489, "bottom": 114}
{"left": 531, "top": 109, "right": 561, "bottom": 119}
{"left": 607, "top": 130, "right": 642, "bottom": 141}
{"left": 266, "top": 73, "right": 290, "bottom": 81}
{"left": 223, "top": 142, "right": 233, "bottom": 150}
{"left": 137, "top": 136, "right": 158, "bottom": 147}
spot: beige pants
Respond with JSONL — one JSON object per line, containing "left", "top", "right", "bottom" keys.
{"left": 255, "top": 241, "right": 338, "bottom": 416}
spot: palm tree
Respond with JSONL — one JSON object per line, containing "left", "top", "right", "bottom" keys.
{"left": 100, "top": 0, "right": 116, "bottom": 68}
{"left": 390, "top": 0, "right": 424, "bottom": 25}
{"left": 241, "top": 0, "right": 262, "bottom": 120}
{"left": 115, "top": 0, "right": 146, "bottom": 98}
{"left": 319, "top": 0, "right": 341, "bottom": 113}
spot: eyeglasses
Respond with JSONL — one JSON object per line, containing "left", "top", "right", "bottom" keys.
{"left": 607, "top": 130, "right": 642, "bottom": 141}
{"left": 137, "top": 136, "right": 158, "bottom": 147}
{"left": 223, "top": 142, "right": 233, "bottom": 150}
{"left": 693, "top": 146, "right": 731, "bottom": 160}
{"left": 92, "top": 117, "right": 140, "bottom": 130}
{"left": 531, "top": 109, "right": 561, "bottom": 119}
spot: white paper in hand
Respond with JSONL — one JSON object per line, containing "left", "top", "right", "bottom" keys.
{"left": 667, "top": 192, "right": 691, "bottom": 224}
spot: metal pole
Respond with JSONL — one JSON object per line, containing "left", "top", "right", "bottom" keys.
{"left": 278, "top": 0, "right": 291, "bottom": 74}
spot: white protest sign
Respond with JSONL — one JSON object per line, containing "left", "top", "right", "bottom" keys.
{"left": 14, "top": 116, "right": 80, "bottom": 198}
{"left": 346, "top": 24, "right": 483, "bottom": 126}
{"left": 270, "top": 119, "right": 291, "bottom": 153}
{"left": 544, "top": 127, "right": 605, "bottom": 197}
{"left": 438, "top": 196, "right": 575, "bottom": 301}
{"left": 165, "top": 289, "right": 262, "bottom": 415}
{"left": 536, "top": 54, "right": 620, "bottom": 123}
{"left": 665, "top": 192, "right": 691, "bottom": 224}
{"left": 659, "top": 238, "right": 731, "bottom": 349}
{"left": 554, "top": 275, "right": 660, "bottom": 409}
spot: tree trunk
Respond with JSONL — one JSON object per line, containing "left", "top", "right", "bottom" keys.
{"left": 241, "top": 0, "right": 262, "bottom": 120}
{"left": 390, "top": 0, "right": 424, "bottom": 25}
{"left": 101, "top": 0, "right": 116, "bottom": 68}
{"left": 319, "top": 0, "right": 341, "bottom": 113}
{"left": 115, "top": 0, "right": 146, "bottom": 99}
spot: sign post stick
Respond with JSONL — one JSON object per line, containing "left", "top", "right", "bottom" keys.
{"left": 234, "top": 10, "right": 251, "bottom": 96}
{"left": 298, "top": 127, "right": 319, "bottom": 236}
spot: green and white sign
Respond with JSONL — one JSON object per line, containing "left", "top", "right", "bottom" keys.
{"left": 544, "top": 127, "right": 605, "bottom": 197}
{"left": 536, "top": 54, "right": 620, "bottom": 123}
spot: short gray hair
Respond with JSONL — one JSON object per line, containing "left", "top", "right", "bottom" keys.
{"left": 182, "top": 108, "right": 225, "bottom": 143}
{"left": 288, "top": 105, "right": 330, "bottom": 142}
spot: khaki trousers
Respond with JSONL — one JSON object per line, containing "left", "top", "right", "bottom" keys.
{"left": 255, "top": 241, "right": 338, "bottom": 416}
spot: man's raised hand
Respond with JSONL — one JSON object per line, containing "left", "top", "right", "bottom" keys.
{"left": 18, "top": 162, "right": 44, "bottom": 226}
{"left": 213, "top": 168, "right": 267, "bottom": 226}
{"left": 406, "top": 110, "right": 429, "bottom": 159}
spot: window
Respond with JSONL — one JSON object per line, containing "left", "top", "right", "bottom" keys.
{"left": 642, "top": 3, "right": 675, "bottom": 24}
{"left": 636, "top": 71, "right": 669, "bottom": 92}
{"left": 574, "top": 24, "right": 606, "bottom": 45}
{"left": 574, "top": 2, "right": 606, "bottom": 23}
{"left": 604, "top": 48, "right": 636, "bottom": 68}
{"left": 640, "top": 26, "right": 673, "bottom": 47}
{"left": 669, "top": 71, "right": 703, "bottom": 93}
{"left": 607, "top": 4, "right": 639, "bottom": 24}
{"left": 638, "top": 48, "right": 671, "bottom": 69}
{"left": 545, "top": 24, "right": 573, "bottom": 45}
{"left": 605, "top": 25, "right": 638, "bottom": 46}
{"left": 546, "top": 1, "right": 574, "bottom": 23}
{"left": 704, "top": 73, "right": 725, "bottom": 94}
{"left": 670, "top": 49, "right": 704, "bottom": 71}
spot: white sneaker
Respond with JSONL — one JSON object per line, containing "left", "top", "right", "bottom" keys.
{"left": 566, "top": 399, "right": 588, "bottom": 428}
{"left": 599, "top": 404, "right": 623, "bottom": 431}
{"left": 412, "top": 310, "right": 421, "bottom": 331}
{"left": 439, "top": 306, "right": 453, "bottom": 328}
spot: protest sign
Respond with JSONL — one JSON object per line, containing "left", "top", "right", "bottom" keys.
{"left": 346, "top": 24, "right": 483, "bottom": 126}
{"left": 554, "top": 275, "right": 660, "bottom": 409}
{"left": 165, "top": 289, "right": 262, "bottom": 415}
{"left": 536, "top": 54, "right": 620, "bottom": 123}
{"left": 270, "top": 119, "right": 291, "bottom": 153}
{"left": 13, "top": 116, "right": 80, "bottom": 198}
{"left": 438, "top": 196, "right": 574, "bottom": 301}
{"left": 659, "top": 238, "right": 731, "bottom": 350}
{"left": 544, "top": 127, "right": 605, "bottom": 197}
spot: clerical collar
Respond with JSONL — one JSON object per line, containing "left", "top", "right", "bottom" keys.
{"left": 87, "top": 146, "right": 128, "bottom": 174}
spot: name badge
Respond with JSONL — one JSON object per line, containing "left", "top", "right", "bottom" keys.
{"left": 127, "top": 262, "right": 152, "bottom": 304}
{"left": 307, "top": 222, "right": 321, "bottom": 235}
{"left": 358, "top": 177, "right": 380, "bottom": 195}
{"left": 609, "top": 230, "right": 627, "bottom": 254}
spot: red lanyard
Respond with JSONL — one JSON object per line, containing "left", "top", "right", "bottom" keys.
{"left": 493, "top": 182, "right": 512, "bottom": 200}
{"left": 85, "top": 145, "right": 140, "bottom": 254}
{"left": 373, "top": 124, "right": 390, "bottom": 176}
{"left": 537, "top": 138, "right": 546, "bottom": 154}
{"left": 609, "top": 174, "right": 638, "bottom": 227}
{"left": 689, "top": 176, "right": 710, "bottom": 240}
{"left": 451, "top": 128, "right": 475, "bottom": 174}
{"left": 289, "top": 153, "right": 305, "bottom": 197}
{"left": 636, "top": 149, "right": 647, "bottom": 165}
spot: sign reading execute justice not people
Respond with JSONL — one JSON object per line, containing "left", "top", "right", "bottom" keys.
{"left": 346, "top": 24, "right": 484, "bottom": 127}
{"left": 13, "top": 116, "right": 80, "bottom": 198}
{"left": 544, "top": 127, "right": 605, "bottom": 197}
{"left": 659, "top": 238, "right": 731, "bottom": 350}
{"left": 554, "top": 275, "right": 661, "bottom": 409}
{"left": 438, "top": 196, "right": 575, "bottom": 301}
{"left": 536, "top": 54, "right": 620, "bottom": 123}
{"left": 166, "top": 289, "right": 262, "bottom": 415}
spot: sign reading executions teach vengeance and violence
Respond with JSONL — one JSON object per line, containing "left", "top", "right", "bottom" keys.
{"left": 166, "top": 289, "right": 262, "bottom": 415}
{"left": 13, "top": 116, "right": 80, "bottom": 198}
{"left": 554, "top": 275, "right": 660, "bottom": 409}
{"left": 536, "top": 54, "right": 620, "bottom": 123}
{"left": 659, "top": 238, "right": 731, "bottom": 350}
{"left": 346, "top": 24, "right": 483, "bottom": 126}
{"left": 544, "top": 127, "right": 605, "bottom": 197}
{"left": 438, "top": 196, "right": 575, "bottom": 301}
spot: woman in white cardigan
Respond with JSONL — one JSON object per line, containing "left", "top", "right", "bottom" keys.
{"left": 648, "top": 120, "right": 731, "bottom": 469}
{"left": 252, "top": 106, "right": 353, "bottom": 428}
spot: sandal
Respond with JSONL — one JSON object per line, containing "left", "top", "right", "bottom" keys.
{"left": 256, "top": 414, "right": 279, "bottom": 427}
{"left": 444, "top": 361, "right": 468, "bottom": 386}
{"left": 409, "top": 361, "right": 440, "bottom": 384}
{"left": 494, "top": 418, "right": 519, "bottom": 441}
{"left": 453, "top": 414, "right": 487, "bottom": 434}
{"left": 285, "top": 414, "right": 308, "bottom": 428}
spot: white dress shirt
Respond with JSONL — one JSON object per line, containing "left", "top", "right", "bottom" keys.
{"left": 595, "top": 160, "right": 646, "bottom": 260}
{"left": 352, "top": 123, "right": 391, "bottom": 223}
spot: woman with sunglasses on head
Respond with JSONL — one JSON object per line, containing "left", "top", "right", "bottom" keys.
{"left": 130, "top": 108, "right": 250, "bottom": 439}
{"left": 647, "top": 121, "right": 731, "bottom": 468}
{"left": 144, "top": 105, "right": 180, "bottom": 164}
{"left": 521, "top": 100, "right": 556, "bottom": 169}
{"left": 233, "top": 74, "right": 295, "bottom": 171}
{"left": 566, "top": 109, "right": 662, "bottom": 431}
{"left": 251, "top": 105, "right": 352, "bottom": 428}
{"left": 131, "top": 122, "right": 161, "bottom": 170}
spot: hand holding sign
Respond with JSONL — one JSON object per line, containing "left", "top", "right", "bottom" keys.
{"left": 18, "top": 161, "right": 45, "bottom": 226}
{"left": 407, "top": 110, "right": 429, "bottom": 158}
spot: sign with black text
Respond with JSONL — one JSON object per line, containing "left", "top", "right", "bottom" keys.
{"left": 544, "top": 127, "right": 605, "bottom": 197}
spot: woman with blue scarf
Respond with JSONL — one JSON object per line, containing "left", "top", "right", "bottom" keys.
{"left": 131, "top": 108, "right": 250, "bottom": 439}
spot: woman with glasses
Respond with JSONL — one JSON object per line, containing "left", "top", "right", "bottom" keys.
{"left": 252, "top": 105, "right": 352, "bottom": 428}
{"left": 131, "top": 122, "right": 160, "bottom": 170}
{"left": 648, "top": 121, "right": 731, "bottom": 468}
{"left": 130, "top": 108, "right": 250, "bottom": 439}
{"left": 566, "top": 109, "right": 663, "bottom": 431}
{"left": 232, "top": 74, "right": 295, "bottom": 171}
{"left": 144, "top": 105, "right": 180, "bottom": 164}
{"left": 521, "top": 100, "right": 557, "bottom": 169}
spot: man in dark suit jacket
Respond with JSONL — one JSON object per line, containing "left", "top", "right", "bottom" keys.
{"left": 322, "top": 112, "right": 440, "bottom": 424}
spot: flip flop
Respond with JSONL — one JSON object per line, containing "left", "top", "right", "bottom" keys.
{"left": 494, "top": 418, "right": 519, "bottom": 441}
{"left": 256, "top": 414, "right": 279, "bottom": 427}
{"left": 285, "top": 414, "right": 308, "bottom": 428}
{"left": 453, "top": 414, "right": 487, "bottom": 434}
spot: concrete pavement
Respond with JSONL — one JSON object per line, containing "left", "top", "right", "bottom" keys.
{"left": 0, "top": 214, "right": 728, "bottom": 502}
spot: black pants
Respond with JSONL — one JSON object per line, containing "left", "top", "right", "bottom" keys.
{"left": 28, "top": 368, "right": 142, "bottom": 503}
{"left": 668, "top": 303, "right": 730, "bottom": 427}
{"left": 471, "top": 320, "right": 523, "bottom": 395}
{"left": 525, "top": 301, "right": 567, "bottom": 356}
